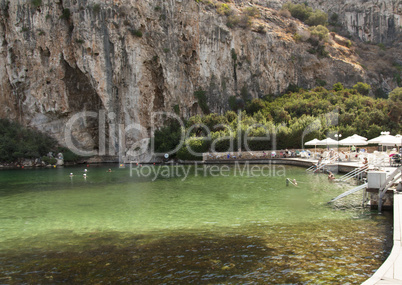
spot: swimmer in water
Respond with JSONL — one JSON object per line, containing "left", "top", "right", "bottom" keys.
{"left": 328, "top": 171, "right": 335, "bottom": 181}
{"left": 69, "top": 173, "right": 74, "bottom": 177}
{"left": 292, "top": 179, "right": 298, "bottom": 186}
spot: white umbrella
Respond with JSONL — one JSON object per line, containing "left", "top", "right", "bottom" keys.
{"left": 367, "top": 134, "right": 394, "bottom": 144}
{"left": 305, "top": 138, "right": 321, "bottom": 156}
{"left": 350, "top": 134, "right": 367, "bottom": 141}
{"left": 339, "top": 136, "right": 368, "bottom": 146}
{"left": 317, "top": 138, "right": 339, "bottom": 146}
{"left": 305, "top": 138, "right": 321, "bottom": 146}
{"left": 377, "top": 134, "right": 401, "bottom": 147}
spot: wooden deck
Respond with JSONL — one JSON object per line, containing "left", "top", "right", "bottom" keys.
{"left": 362, "top": 192, "right": 402, "bottom": 284}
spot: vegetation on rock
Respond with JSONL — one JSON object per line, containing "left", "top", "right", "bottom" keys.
{"left": 153, "top": 84, "right": 401, "bottom": 160}
{"left": 0, "top": 119, "right": 57, "bottom": 163}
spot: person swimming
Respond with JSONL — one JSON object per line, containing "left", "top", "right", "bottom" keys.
{"left": 328, "top": 171, "right": 335, "bottom": 181}
{"left": 286, "top": 178, "right": 298, "bottom": 187}
{"left": 69, "top": 173, "right": 74, "bottom": 177}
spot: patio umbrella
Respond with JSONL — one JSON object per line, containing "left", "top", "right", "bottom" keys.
{"left": 317, "top": 138, "right": 339, "bottom": 147}
{"left": 304, "top": 138, "right": 321, "bottom": 155}
{"left": 349, "top": 134, "right": 367, "bottom": 141}
{"left": 339, "top": 136, "right": 368, "bottom": 154}
{"left": 367, "top": 134, "right": 394, "bottom": 144}
{"left": 338, "top": 136, "right": 368, "bottom": 146}
{"left": 377, "top": 134, "right": 401, "bottom": 147}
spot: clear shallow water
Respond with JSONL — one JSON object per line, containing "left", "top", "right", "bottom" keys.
{"left": 0, "top": 164, "right": 393, "bottom": 284}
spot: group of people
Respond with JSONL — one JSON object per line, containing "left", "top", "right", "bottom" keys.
{"left": 69, "top": 168, "right": 113, "bottom": 179}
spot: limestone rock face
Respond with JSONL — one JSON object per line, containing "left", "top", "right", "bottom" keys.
{"left": 0, "top": 0, "right": 394, "bottom": 157}
{"left": 281, "top": 0, "right": 402, "bottom": 44}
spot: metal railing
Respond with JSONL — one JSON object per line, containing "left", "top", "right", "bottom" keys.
{"left": 338, "top": 165, "right": 369, "bottom": 182}
{"left": 306, "top": 154, "right": 339, "bottom": 172}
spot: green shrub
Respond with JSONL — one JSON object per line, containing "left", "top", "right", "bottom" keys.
{"left": 240, "top": 85, "right": 250, "bottom": 101}
{"left": 238, "top": 14, "right": 252, "bottom": 28}
{"left": 305, "top": 10, "right": 327, "bottom": 26}
{"left": 352, "top": 82, "right": 371, "bottom": 95}
{"left": 309, "top": 25, "right": 329, "bottom": 41}
{"left": 329, "top": 13, "right": 339, "bottom": 25}
{"left": 333, "top": 82, "right": 344, "bottom": 91}
{"left": 283, "top": 2, "right": 327, "bottom": 26}
{"left": 389, "top": 87, "right": 402, "bottom": 102}
{"left": 293, "top": 33, "right": 302, "bottom": 42}
{"left": 194, "top": 89, "right": 210, "bottom": 114}
{"left": 374, "top": 88, "right": 388, "bottom": 99}
{"left": 243, "top": 7, "right": 260, "bottom": 18}
{"left": 226, "top": 15, "right": 240, "bottom": 28}
{"left": 0, "top": 119, "right": 57, "bottom": 162}
{"left": 173, "top": 104, "right": 180, "bottom": 115}
{"left": 177, "top": 138, "right": 209, "bottom": 161}
{"left": 129, "top": 28, "right": 143, "bottom": 37}
{"left": 228, "top": 96, "right": 237, "bottom": 111}
{"left": 286, "top": 83, "right": 300, "bottom": 93}
{"left": 283, "top": 2, "right": 312, "bottom": 22}
{"left": 93, "top": 4, "right": 101, "bottom": 14}
{"left": 56, "top": 147, "right": 83, "bottom": 163}
{"left": 31, "top": 0, "right": 42, "bottom": 8}
{"left": 316, "top": 79, "right": 327, "bottom": 87}
{"left": 152, "top": 119, "right": 183, "bottom": 155}
{"left": 60, "top": 8, "right": 70, "bottom": 20}
{"left": 378, "top": 43, "right": 386, "bottom": 51}
{"left": 279, "top": 9, "right": 291, "bottom": 18}
{"left": 217, "top": 3, "right": 232, "bottom": 16}
{"left": 256, "top": 25, "right": 266, "bottom": 34}
{"left": 42, "top": 156, "right": 57, "bottom": 165}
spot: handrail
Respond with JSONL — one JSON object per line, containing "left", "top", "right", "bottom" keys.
{"left": 339, "top": 166, "right": 369, "bottom": 182}
{"left": 378, "top": 166, "right": 402, "bottom": 212}
{"left": 306, "top": 154, "right": 339, "bottom": 172}
{"left": 328, "top": 183, "right": 368, "bottom": 203}
{"left": 339, "top": 165, "right": 368, "bottom": 181}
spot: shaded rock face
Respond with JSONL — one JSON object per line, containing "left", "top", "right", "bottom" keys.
{"left": 282, "top": 0, "right": 402, "bottom": 44}
{"left": 0, "top": 0, "right": 384, "bottom": 156}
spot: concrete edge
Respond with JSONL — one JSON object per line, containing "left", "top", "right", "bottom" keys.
{"left": 362, "top": 193, "right": 401, "bottom": 284}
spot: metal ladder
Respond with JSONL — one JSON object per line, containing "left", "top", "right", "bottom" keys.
{"left": 328, "top": 183, "right": 368, "bottom": 203}
{"left": 378, "top": 166, "right": 402, "bottom": 212}
{"left": 338, "top": 165, "right": 368, "bottom": 183}
{"left": 306, "top": 154, "right": 339, "bottom": 172}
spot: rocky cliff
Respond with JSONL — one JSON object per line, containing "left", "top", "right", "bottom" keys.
{"left": 0, "top": 0, "right": 397, "bottom": 158}
{"left": 281, "top": 0, "right": 402, "bottom": 44}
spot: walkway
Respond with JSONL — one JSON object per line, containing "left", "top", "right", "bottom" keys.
{"left": 362, "top": 192, "right": 402, "bottom": 284}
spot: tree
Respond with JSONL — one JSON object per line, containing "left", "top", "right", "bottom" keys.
{"left": 389, "top": 87, "right": 402, "bottom": 102}
{"left": 353, "top": 82, "right": 371, "bottom": 95}
{"left": 309, "top": 25, "right": 329, "bottom": 41}
{"left": 388, "top": 87, "right": 402, "bottom": 125}
{"left": 333, "top": 82, "right": 344, "bottom": 91}
{"left": 306, "top": 10, "right": 328, "bottom": 26}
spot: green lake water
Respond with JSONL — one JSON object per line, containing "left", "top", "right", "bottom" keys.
{"left": 0, "top": 164, "right": 393, "bottom": 284}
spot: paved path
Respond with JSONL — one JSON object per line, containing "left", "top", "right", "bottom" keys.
{"left": 362, "top": 192, "right": 402, "bottom": 284}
